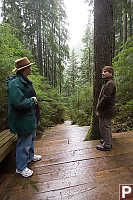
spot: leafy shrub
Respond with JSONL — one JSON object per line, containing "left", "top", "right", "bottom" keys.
{"left": 113, "top": 36, "right": 133, "bottom": 104}
{"left": 71, "top": 110, "right": 90, "bottom": 126}
{"left": 30, "top": 75, "right": 64, "bottom": 132}
{"left": 66, "top": 85, "right": 93, "bottom": 126}
{"left": 113, "top": 100, "right": 133, "bottom": 132}
{"left": 113, "top": 37, "right": 133, "bottom": 131}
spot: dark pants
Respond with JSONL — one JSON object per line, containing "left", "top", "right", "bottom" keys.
{"left": 99, "top": 116, "right": 112, "bottom": 148}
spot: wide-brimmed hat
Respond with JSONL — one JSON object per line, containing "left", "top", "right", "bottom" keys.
{"left": 12, "top": 57, "right": 35, "bottom": 72}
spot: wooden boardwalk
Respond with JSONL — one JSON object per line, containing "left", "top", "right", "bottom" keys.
{"left": 1, "top": 121, "right": 133, "bottom": 200}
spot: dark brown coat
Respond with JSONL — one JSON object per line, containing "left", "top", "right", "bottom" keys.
{"left": 96, "top": 79, "right": 116, "bottom": 118}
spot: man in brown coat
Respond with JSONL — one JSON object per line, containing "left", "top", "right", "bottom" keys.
{"left": 96, "top": 66, "right": 116, "bottom": 151}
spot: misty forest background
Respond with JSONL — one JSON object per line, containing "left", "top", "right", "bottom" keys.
{"left": 0, "top": 0, "right": 133, "bottom": 140}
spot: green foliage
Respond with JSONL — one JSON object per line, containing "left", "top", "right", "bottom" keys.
{"left": 113, "top": 100, "right": 133, "bottom": 132}
{"left": 113, "top": 36, "right": 133, "bottom": 104}
{"left": 2, "top": 0, "right": 69, "bottom": 89}
{"left": 30, "top": 74, "right": 64, "bottom": 129}
{"left": 64, "top": 85, "right": 93, "bottom": 126}
{"left": 113, "top": 36, "right": 133, "bottom": 131}
{"left": 113, "top": 0, "right": 133, "bottom": 50}
{"left": 71, "top": 110, "right": 90, "bottom": 126}
{"left": 80, "top": 24, "right": 94, "bottom": 85}
{"left": 63, "top": 45, "right": 93, "bottom": 126}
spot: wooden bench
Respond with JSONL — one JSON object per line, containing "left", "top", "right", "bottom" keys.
{"left": 0, "top": 129, "right": 17, "bottom": 162}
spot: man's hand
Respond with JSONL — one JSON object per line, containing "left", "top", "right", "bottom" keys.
{"left": 32, "top": 97, "right": 37, "bottom": 104}
{"left": 96, "top": 111, "right": 99, "bottom": 117}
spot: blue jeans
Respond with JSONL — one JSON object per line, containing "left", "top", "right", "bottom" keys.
{"left": 16, "top": 129, "right": 36, "bottom": 170}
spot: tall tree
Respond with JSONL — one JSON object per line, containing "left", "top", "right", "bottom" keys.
{"left": 80, "top": 25, "right": 94, "bottom": 86}
{"left": 123, "top": 0, "right": 128, "bottom": 44}
{"left": 63, "top": 49, "right": 79, "bottom": 96}
{"left": 113, "top": 0, "right": 133, "bottom": 53}
{"left": 85, "top": 0, "right": 113, "bottom": 140}
{"left": 2, "top": 0, "right": 69, "bottom": 90}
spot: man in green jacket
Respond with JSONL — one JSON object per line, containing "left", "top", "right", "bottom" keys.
{"left": 7, "top": 57, "right": 41, "bottom": 177}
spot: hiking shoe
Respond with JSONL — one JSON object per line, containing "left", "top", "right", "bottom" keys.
{"left": 96, "top": 144, "right": 112, "bottom": 151}
{"left": 99, "top": 140, "right": 112, "bottom": 148}
{"left": 32, "top": 154, "right": 42, "bottom": 162}
{"left": 16, "top": 167, "right": 33, "bottom": 178}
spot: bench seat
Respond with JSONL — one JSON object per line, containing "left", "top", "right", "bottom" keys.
{"left": 0, "top": 129, "right": 17, "bottom": 162}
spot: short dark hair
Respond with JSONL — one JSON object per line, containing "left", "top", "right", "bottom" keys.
{"left": 103, "top": 66, "right": 114, "bottom": 76}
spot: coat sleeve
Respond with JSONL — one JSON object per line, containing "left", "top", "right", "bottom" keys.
{"left": 8, "top": 81, "right": 35, "bottom": 110}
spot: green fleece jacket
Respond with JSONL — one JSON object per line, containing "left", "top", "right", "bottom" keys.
{"left": 7, "top": 74, "right": 36, "bottom": 135}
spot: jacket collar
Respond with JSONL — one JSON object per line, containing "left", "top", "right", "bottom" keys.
{"left": 18, "top": 74, "right": 32, "bottom": 85}
{"left": 103, "top": 77, "right": 113, "bottom": 83}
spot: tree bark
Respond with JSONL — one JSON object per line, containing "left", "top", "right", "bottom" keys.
{"left": 36, "top": 1, "right": 43, "bottom": 75}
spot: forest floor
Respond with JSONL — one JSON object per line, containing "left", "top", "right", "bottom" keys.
{"left": 0, "top": 121, "right": 133, "bottom": 200}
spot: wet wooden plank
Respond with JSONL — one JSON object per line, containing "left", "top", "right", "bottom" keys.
{"left": 1, "top": 122, "right": 133, "bottom": 200}
{"left": 40, "top": 123, "right": 89, "bottom": 143}
{"left": 35, "top": 138, "right": 69, "bottom": 146}
{"left": 33, "top": 143, "right": 133, "bottom": 167}
{"left": 1, "top": 152, "right": 133, "bottom": 194}
{"left": 1, "top": 168, "right": 132, "bottom": 200}
{"left": 34, "top": 136, "right": 133, "bottom": 155}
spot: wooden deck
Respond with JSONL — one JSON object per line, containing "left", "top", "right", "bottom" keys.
{"left": 0, "top": 121, "right": 133, "bottom": 200}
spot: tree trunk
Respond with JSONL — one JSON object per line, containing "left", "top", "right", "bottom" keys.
{"left": 88, "top": 47, "right": 91, "bottom": 85}
{"left": 123, "top": 13, "right": 127, "bottom": 44}
{"left": 54, "top": 55, "right": 57, "bottom": 88}
{"left": 36, "top": 1, "right": 43, "bottom": 75}
{"left": 85, "top": 0, "right": 113, "bottom": 140}
{"left": 120, "top": 12, "right": 123, "bottom": 42}
{"left": 128, "top": 0, "right": 132, "bottom": 37}
{"left": 123, "top": 0, "right": 128, "bottom": 44}
{"left": 112, "top": 23, "right": 115, "bottom": 58}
